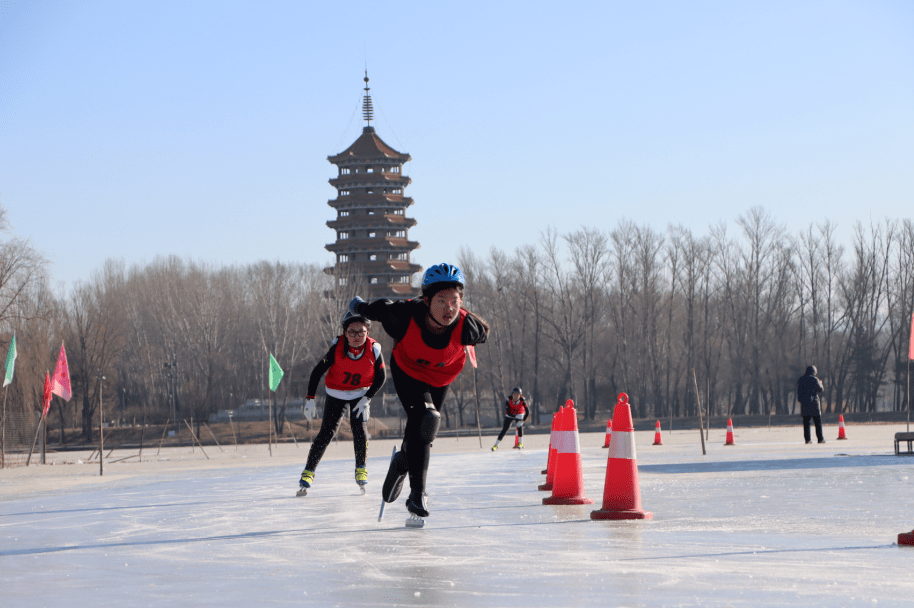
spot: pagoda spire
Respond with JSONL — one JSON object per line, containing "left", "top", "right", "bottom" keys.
{"left": 362, "top": 71, "right": 374, "bottom": 127}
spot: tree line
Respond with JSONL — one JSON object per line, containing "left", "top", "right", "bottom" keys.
{"left": 1, "top": 206, "right": 913, "bottom": 446}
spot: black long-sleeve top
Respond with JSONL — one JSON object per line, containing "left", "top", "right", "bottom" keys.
{"left": 355, "top": 298, "right": 488, "bottom": 350}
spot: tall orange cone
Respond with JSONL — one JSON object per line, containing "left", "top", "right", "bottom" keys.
{"left": 540, "top": 402, "right": 570, "bottom": 490}
{"left": 724, "top": 418, "right": 735, "bottom": 446}
{"left": 837, "top": 415, "right": 848, "bottom": 440}
{"left": 591, "top": 393, "right": 653, "bottom": 520}
{"left": 602, "top": 416, "right": 613, "bottom": 448}
{"left": 652, "top": 420, "right": 663, "bottom": 445}
{"left": 543, "top": 401, "right": 593, "bottom": 505}
{"left": 513, "top": 427, "right": 520, "bottom": 448}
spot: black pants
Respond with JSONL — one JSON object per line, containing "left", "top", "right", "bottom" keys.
{"left": 802, "top": 415, "right": 824, "bottom": 443}
{"left": 390, "top": 357, "right": 450, "bottom": 495}
{"left": 497, "top": 416, "right": 523, "bottom": 441}
{"left": 305, "top": 395, "right": 367, "bottom": 471}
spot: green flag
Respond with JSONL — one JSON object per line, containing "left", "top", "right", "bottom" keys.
{"left": 268, "top": 353, "right": 284, "bottom": 392}
{"left": 3, "top": 335, "right": 16, "bottom": 387}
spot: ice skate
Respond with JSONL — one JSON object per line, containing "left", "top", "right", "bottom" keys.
{"left": 382, "top": 448, "right": 408, "bottom": 503}
{"left": 405, "top": 491, "right": 429, "bottom": 528}
{"left": 491, "top": 444, "right": 498, "bottom": 451}
{"left": 296, "top": 470, "right": 315, "bottom": 497}
{"left": 355, "top": 466, "right": 368, "bottom": 495}
{"left": 513, "top": 442, "right": 523, "bottom": 449}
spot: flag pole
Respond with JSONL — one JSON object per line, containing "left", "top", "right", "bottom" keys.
{"left": 26, "top": 415, "right": 43, "bottom": 466}
{"left": 0, "top": 387, "right": 7, "bottom": 469}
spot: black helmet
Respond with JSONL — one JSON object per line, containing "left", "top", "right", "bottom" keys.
{"left": 511, "top": 387, "right": 522, "bottom": 395}
{"left": 341, "top": 310, "right": 371, "bottom": 331}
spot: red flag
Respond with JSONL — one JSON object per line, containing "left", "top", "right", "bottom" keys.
{"left": 909, "top": 312, "right": 914, "bottom": 361}
{"left": 465, "top": 345, "right": 478, "bottom": 369}
{"left": 41, "top": 371, "right": 52, "bottom": 420}
{"left": 51, "top": 342, "right": 72, "bottom": 401}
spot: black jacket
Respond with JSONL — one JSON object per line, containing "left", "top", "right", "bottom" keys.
{"left": 797, "top": 366, "right": 824, "bottom": 417}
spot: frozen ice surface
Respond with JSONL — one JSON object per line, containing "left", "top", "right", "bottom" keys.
{"left": 2, "top": 426, "right": 914, "bottom": 607}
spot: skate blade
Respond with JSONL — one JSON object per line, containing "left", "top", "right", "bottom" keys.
{"left": 295, "top": 488, "right": 308, "bottom": 497}
{"left": 405, "top": 514, "right": 425, "bottom": 528}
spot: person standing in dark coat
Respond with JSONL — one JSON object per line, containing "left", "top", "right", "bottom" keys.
{"left": 797, "top": 365, "right": 825, "bottom": 444}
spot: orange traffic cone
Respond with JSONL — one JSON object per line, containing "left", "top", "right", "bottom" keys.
{"left": 543, "top": 401, "right": 593, "bottom": 505}
{"left": 899, "top": 530, "right": 914, "bottom": 546}
{"left": 724, "top": 418, "right": 735, "bottom": 446}
{"left": 540, "top": 403, "right": 569, "bottom": 490}
{"left": 513, "top": 427, "right": 521, "bottom": 448}
{"left": 591, "top": 393, "right": 653, "bottom": 520}
{"left": 602, "top": 416, "right": 613, "bottom": 448}
{"left": 837, "top": 415, "right": 848, "bottom": 440}
{"left": 652, "top": 420, "right": 663, "bottom": 445}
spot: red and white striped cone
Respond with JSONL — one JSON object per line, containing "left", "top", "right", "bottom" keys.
{"left": 539, "top": 403, "right": 569, "bottom": 490}
{"left": 513, "top": 427, "right": 520, "bottom": 448}
{"left": 602, "top": 416, "right": 613, "bottom": 448}
{"left": 652, "top": 420, "right": 663, "bottom": 445}
{"left": 543, "top": 401, "right": 593, "bottom": 505}
{"left": 724, "top": 418, "right": 735, "bottom": 446}
{"left": 591, "top": 393, "right": 652, "bottom": 520}
{"left": 837, "top": 415, "right": 848, "bottom": 440}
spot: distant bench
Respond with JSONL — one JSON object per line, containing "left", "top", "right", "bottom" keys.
{"left": 895, "top": 432, "right": 914, "bottom": 455}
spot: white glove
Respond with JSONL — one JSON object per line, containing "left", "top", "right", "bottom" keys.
{"left": 353, "top": 397, "right": 370, "bottom": 421}
{"left": 304, "top": 398, "right": 315, "bottom": 422}
{"left": 349, "top": 296, "right": 365, "bottom": 315}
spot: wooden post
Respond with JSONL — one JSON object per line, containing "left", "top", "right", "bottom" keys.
{"left": 99, "top": 386, "right": 104, "bottom": 477}
{"left": 693, "top": 369, "right": 706, "bottom": 456}
{"left": 156, "top": 419, "right": 170, "bottom": 456}
{"left": 228, "top": 413, "right": 237, "bottom": 450}
{"left": 203, "top": 422, "right": 224, "bottom": 452}
{"left": 183, "top": 419, "right": 210, "bottom": 459}
{"left": 473, "top": 367, "right": 482, "bottom": 448}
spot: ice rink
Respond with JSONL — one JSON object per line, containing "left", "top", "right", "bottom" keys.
{"left": 2, "top": 424, "right": 914, "bottom": 607}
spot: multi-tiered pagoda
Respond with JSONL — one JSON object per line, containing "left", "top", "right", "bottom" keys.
{"left": 324, "top": 74, "right": 421, "bottom": 299}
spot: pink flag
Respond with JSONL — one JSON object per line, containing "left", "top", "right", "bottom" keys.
{"left": 909, "top": 312, "right": 914, "bottom": 361}
{"left": 51, "top": 342, "right": 72, "bottom": 401}
{"left": 41, "top": 371, "right": 52, "bottom": 420}
{"left": 465, "top": 345, "right": 478, "bottom": 369}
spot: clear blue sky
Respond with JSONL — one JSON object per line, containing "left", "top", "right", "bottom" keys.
{"left": 2, "top": 1, "right": 912, "bottom": 290}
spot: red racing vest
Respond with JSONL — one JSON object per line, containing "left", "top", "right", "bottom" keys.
{"left": 393, "top": 310, "right": 467, "bottom": 387}
{"left": 507, "top": 397, "right": 526, "bottom": 417}
{"left": 324, "top": 337, "right": 378, "bottom": 391}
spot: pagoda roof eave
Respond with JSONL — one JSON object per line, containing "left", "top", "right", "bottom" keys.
{"left": 327, "top": 127, "right": 410, "bottom": 163}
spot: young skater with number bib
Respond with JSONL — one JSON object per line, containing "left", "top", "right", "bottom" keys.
{"left": 491, "top": 387, "right": 529, "bottom": 451}
{"left": 349, "top": 263, "right": 489, "bottom": 521}
{"left": 297, "top": 310, "right": 387, "bottom": 495}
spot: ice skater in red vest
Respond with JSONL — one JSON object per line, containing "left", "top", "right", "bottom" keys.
{"left": 491, "top": 387, "right": 529, "bottom": 451}
{"left": 349, "top": 263, "right": 489, "bottom": 521}
{"left": 297, "top": 310, "right": 387, "bottom": 496}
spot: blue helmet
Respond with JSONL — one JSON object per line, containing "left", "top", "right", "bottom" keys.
{"left": 422, "top": 263, "right": 465, "bottom": 294}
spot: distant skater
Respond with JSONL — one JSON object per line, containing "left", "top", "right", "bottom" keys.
{"left": 797, "top": 365, "right": 825, "bottom": 444}
{"left": 349, "top": 263, "right": 489, "bottom": 521}
{"left": 491, "top": 387, "right": 529, "bottom": 451}
{"left": 297, "top": 310, "right": 387, "bottom": 495}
